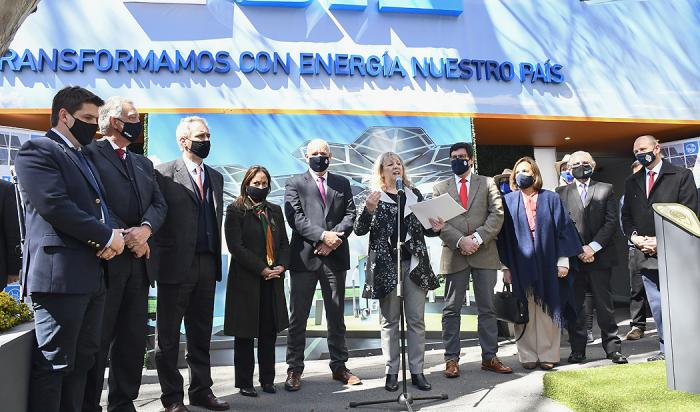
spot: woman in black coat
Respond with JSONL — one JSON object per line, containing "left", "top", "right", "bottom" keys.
{"left": 223, "top": 165, "right": 290, "bottom": 397}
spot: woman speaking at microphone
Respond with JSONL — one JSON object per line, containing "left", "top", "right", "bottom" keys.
{"left": 223, "top": 165, "right": 290, "bottom": 397}
{"left": 354, "top": 152, "right": 444, "bottom": 392}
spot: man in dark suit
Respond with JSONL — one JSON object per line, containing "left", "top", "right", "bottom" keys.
{"left": 556, "top": 151, "right": 627, "bottom": 364}
{"left": 622, "top": 135, "right": 698, "bottom": 361}
{"left": 284, "top": 138, "right": 359, "bottom": 391}
{"left": 14, "top": 86, "right": 125, "bottom": 412}
{"left": 154, "top": 116, "right": 228, "bottom": 412}
{"left": 82, "top": 97, "right": 167, "bottom": 412}
{"left": 0, "top": 179, "right": 21, "bottom": 290}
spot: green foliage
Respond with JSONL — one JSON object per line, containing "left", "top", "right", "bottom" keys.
{"left": 544, "top": 361, "right": 700, "bottom": 411}
{"left": 0, "top": 291, "right": 33, "bottom": 332}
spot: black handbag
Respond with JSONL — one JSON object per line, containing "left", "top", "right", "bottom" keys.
{"left": 493, "top": 283, "right": 529, "bottom": 325}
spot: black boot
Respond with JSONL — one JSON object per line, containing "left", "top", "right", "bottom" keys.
{"left": 411, "top": 373, "right": 431, "bottom": 391}
{"left": 385, "top": 374, "right": 399, "bottom": 392}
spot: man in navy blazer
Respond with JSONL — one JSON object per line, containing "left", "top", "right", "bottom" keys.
{"left": 14, "top": 86, "right": 125, "bottom": 412}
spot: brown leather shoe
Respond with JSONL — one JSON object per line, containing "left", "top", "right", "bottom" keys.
{"left": 285, "top": 370, "right": 302, "bottom": 391}
{"left": 444, "top": 360, "right": 460, "bottom": 378}
{"left": 540, "top": 362, "right": 555, "bottom": 370}
{"left": 626, "top": 327, "right": 644, "bottom": 340}
{"left": 332, "top": 368, "right": 362, "bottom": 385}
{"left": 164, "top": 402, "right": 189, "bottom": 412}
{"left": 190, "top": 393, "right": 229, "bottom": 411}
{"left": 481, "top": 357, "right": 513, "bottom": 374}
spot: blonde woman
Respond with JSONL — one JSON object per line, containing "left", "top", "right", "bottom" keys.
{"left": 354, "top": 152, "right": 444, "bottom": 392}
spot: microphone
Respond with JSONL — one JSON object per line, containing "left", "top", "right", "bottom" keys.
{"left": 395, "top": 175, "right": 404, "bottom": 194}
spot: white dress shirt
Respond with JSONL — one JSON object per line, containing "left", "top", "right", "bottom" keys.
{"left": 309, "top": 169, "right": 329, "bottom": 241}
{"left": 454, "top": 172, "right": 484, "bottom": 247}
{"left": 645, "top": 161, "right": 662, "bottom": 197}
{"left": 576, "top": 178, "right": 602, "bottom": 253}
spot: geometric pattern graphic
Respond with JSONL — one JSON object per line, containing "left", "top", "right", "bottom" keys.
{"left": 212, "top": 126, "right": 457, "bottom": 207}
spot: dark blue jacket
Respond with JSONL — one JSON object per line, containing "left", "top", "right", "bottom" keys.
{"left": 14, "top": 130, "right": 112, "bottom": 294}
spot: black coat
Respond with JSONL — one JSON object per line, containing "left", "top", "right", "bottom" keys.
{"left": 0, "top": 179, "right": 21, "bottom": 289}
{"left": 284, "top": 172, "right": 356, "bottom": 272}
{"left": 223, "top": 201, "right": 290, "bottom": 338}
{"left": 154, "top": 158, "right": 224, "bottom": 283}
{"left": 83, "top": 139, "right": 168, "bottom": 285}
{"left": 556, "top": 180, "right": 618, "bottom": 270}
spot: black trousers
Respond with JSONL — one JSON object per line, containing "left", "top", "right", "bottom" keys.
{"left": 286, "top": 265, "right": 348, "bottom": 374}
{"left": 568, "top": 268, "right": 622, "bottom": 355}
{"left": 628, "top": 248, "right": 649, "bottom": 329}
{"left": 83, "top": 258, "right": 148, "bottom": 412}
{"left": 155, "top": 254, "right": 217, "bottom": 407}
{"left": 234, "top": 279, "right": 277, "bottom": 388}
{"left": 28, "top": 280, "right": 106, "bottom": 412}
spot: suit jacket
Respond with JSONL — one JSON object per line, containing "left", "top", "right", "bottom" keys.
{"left": 14, "top": 130, "right": 113, "bottom": 294}
{"left": 154, "top": 157, "right": 224, "bottom": 284}
{"left": 621, "top": 160, "right": 697, "bottom": 270}
{"left": 433, "top": 174, "right": 504, "bottom": 273}
{"left": 556, "top": 180, "right": 618, "bottom": 270}
{"left": 223, "top": 201, "right": 290, "bottom": 338}
{"left": 83, "top": 139, "right": 168, "bottom": 285}
{"left": 284, "top": 171, "right": 356, "bottom": 272}
{"left": 0, "top": 180, "right": 21, "bottom": 289}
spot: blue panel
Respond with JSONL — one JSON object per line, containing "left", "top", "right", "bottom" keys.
{"left": 328, "top": 0, "right": 367, "bottom": 11}
{"left": 378, "top": 0, "right": 463, "bottom": 16}
{"left": 236, "top": 0, "right": 313, "bottom": 8}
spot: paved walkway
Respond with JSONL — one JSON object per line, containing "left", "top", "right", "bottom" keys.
{"left": 126, "top": 324, "right": 661, "bottom": 411}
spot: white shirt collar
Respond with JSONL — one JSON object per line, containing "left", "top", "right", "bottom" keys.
{"left": 182, "top": 153, "right": 203, "bottom": 173}
{"left": 309, "top": 169, "right": 328, "bottom": 180}
{"left": 51, "top": 128, "right": 75, "bottom": 149}
{"left": 648, "top": 161, "right": 662, "bottom": 177}
{"left": 104, "top": 138, "right": 126, "bottom": 151}
{"left": 577, "top": 178, "right": 591, "bottom": 187}
{"left": 454, "top": 172, "right": 471, "bottom": 187}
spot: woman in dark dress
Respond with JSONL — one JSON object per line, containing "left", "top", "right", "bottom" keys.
{"left": 223, "top": 166, "right": 290, "bottom": 397}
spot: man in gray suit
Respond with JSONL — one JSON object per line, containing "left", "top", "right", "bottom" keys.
{"left": 154, "top": 116, "right": 228, "bottom": 412}
{"left": 434, "top": 142, "right": 511, "bottom": 377}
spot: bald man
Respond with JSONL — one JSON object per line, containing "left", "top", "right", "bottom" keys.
{"left": 621, "top": 135, "right": 697, "bottom": 361}
{"left": 283, "top": 139, "right": 359, "bottom": 391}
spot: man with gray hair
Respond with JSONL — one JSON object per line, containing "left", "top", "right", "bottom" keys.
{"left": 284, "top": 138, "right": 359, "bottom": 391}
{"left": 154, "top": 116, "right": 228, "bottom": 411}
{"left": 556, "top": 150, "right": 627, "bottom": 364}
{"left": 82, "top": 97, "right": 168, "bottom": 411}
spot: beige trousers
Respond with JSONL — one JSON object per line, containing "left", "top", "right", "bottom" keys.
{"left": 514, "top": 294, "right": 561, "bottom": 363}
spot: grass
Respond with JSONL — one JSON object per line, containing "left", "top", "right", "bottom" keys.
{"left": 544, "top": 361, "right": 700, "bottom": 412}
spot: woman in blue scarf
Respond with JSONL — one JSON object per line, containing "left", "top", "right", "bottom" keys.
{"left": 497, "top": 157, "right": 582, "bottom": 370}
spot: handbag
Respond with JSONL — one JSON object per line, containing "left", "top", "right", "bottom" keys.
{"left": 493, "top": 283, "right": 529, "bottom": 325}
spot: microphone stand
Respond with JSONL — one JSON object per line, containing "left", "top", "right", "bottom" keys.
{"left": 350, "top": 180, "right": 448, "bottom": 411}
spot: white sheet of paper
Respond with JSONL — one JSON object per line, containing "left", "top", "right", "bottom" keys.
{"left": 408, "top": 193, "right": 466, "bottom": 229}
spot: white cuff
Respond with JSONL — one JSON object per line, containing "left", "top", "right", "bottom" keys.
{"left": 320, "top": 231, "right": 326, "bottom": 242}
{"left": 105, "top": 232, "right": 115, "bottom": 249}
{"left": 557, "top": 256, "right": 569, "bottom": 269}
{"left": 472, "top": 232, "right": 483, "bottom": 245}
{"left": 141, "top": 221, "right": 152, "bottom": 229}
{"left": 456, "top": 236, "right": 463, "bottom": 248}
{"left": 589, "top": 241, "right": 602, "bottom": 253}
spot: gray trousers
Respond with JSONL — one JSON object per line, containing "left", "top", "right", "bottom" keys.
{"left": 286, "top": 265, "right": 349, "bottom": 373}
{"left": 379, "top": 264, "right": 427, "bottom": 374}
{"left": 442, "top": 267, "right": 498, "bottom": 362}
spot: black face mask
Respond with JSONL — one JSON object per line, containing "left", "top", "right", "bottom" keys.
{"left": 116, "top": 119, "right": 143, "bottom": 144}
{"left": 451, "top": 158, "right": 471, "bottom": 176}
{"left": 572, "top": 164, "right": 594, "bottom": 180}
{"left": 515, "top": 173, "right": 535, "bottom": 189}
{"left": 309, "top": 155, "right": 330, "bottom": 173}
{"left": 636, "top": 151, "right": 656, "bottom": 167}
{"left": 246, "top": 185, "right": 269, "bottom": 203}
{"left": 187, "top": 139, "right": 211, "bottom": 159}
{"left": 68, "top": 115, "right": 98, "bottom": 146}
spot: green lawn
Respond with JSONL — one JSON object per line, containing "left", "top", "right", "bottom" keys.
{"left": 544, "top": 361, "right": 700, "bottom": 412}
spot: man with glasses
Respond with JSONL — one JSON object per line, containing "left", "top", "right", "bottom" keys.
{"left": 556, "top": 151, "right": 627, "bottom": 364}
{"left": 434, "top": 142, "right": 511, "bottom": 377}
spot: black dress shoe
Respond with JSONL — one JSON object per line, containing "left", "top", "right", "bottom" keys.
{"left": 240, "top": 387, "right": 258, "bottom": 397}
{"left": 568, "top": 352, "right": 586, "bottom": 363}
{"left": 190, "top": 393, "right": 230, "bottom": 411}
{"left": 385, "top": 374, "right": 399, "bottom": 392}
{"left": 262, "top": 384, "right": 276, "bottom": 394}
{"left": 607, "top": 351, "right": 629, "bottom": 364}
{"left": 410, "top": 373, "right": 431, "bottom": 391}
{"left": 164, "top": 402, "right": 189, "bottom": 412}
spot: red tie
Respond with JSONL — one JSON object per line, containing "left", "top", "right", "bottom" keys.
{"left": 115, "top": 148, "right": 126, "bottom": 160}
{"left": 459, "top": 177, "right": 468, "bottom": 209}
{"left": 195, "top": 165, "right": 205, "bottom": 200}
{"left": 647, "top": 171, "right": 655, "bottom": 197}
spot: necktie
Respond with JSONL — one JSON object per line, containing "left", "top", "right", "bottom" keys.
{"left": 73, "top": 149, "right": 110, "bottom": 224}
{"left": 580, "top": 183, "right": 587, "bottom": 204}
{"left": 115, "top": 148, "right": 126, "bottom": 160}
{"left": 195, "top": 165, "right": 205, "bottom": 201}
{"left": 647, "top": 171, "right": 655, "bottom": 197}
{"left": 317, "top": 176, "right": 326, "bottom": 206}
{"left": 459, "top": 177, "right": 468, "bottom": 209}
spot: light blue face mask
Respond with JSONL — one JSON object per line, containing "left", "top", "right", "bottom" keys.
{"left": 560, "top": 170, "right": 574, "bottom": 183}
